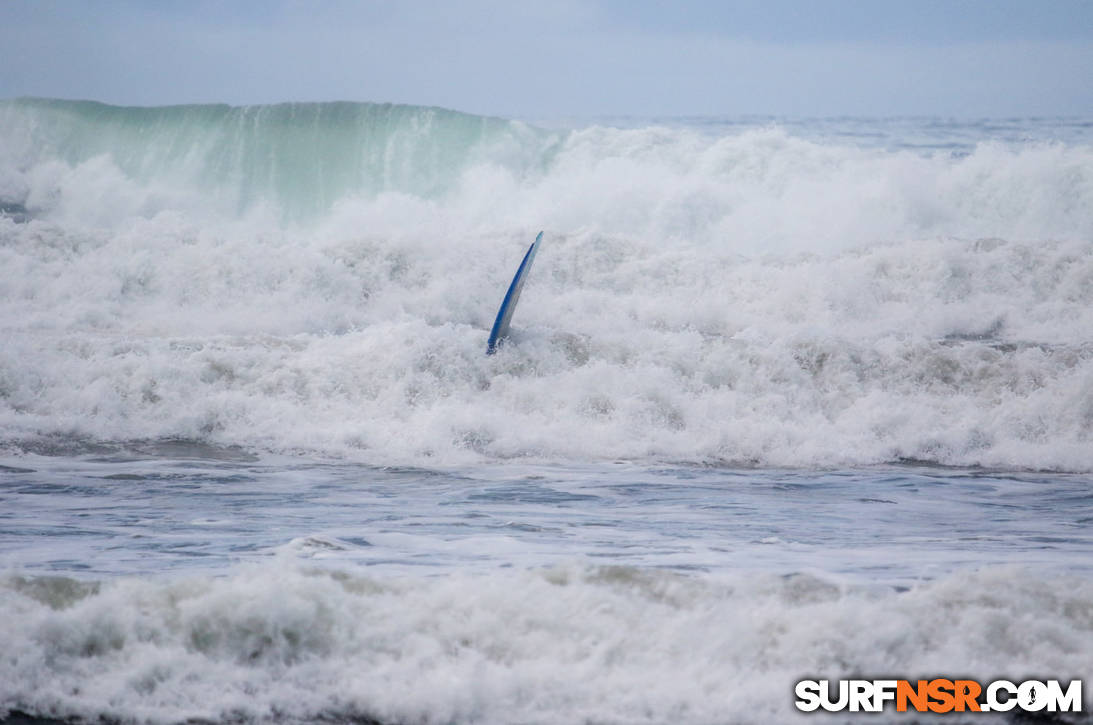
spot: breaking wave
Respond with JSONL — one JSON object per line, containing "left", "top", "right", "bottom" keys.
{"left": 1, "top": 99, "right": 1092, "bottom": 469}
{"left": 2, "top": 564, "right": 1090, "bottom": 724}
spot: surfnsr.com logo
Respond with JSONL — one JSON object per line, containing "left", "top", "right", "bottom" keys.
{"left": 795, "top": 679, "right": 1083, "bottom": 714}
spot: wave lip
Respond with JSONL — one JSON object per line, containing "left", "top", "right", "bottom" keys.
{"left": 0, "top": 98, "right": 550, "bottom": 221}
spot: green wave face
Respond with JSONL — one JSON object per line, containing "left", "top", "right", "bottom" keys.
{"left": 1, "top": 98, "right": 549, "bottom": 220}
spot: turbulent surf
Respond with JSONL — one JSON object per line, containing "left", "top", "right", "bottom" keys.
{"left": 1, "top": 98, "right": 1092, "bottom": 469}
{"left": 2, "top": 98, "right": 1093, "bottom": 725}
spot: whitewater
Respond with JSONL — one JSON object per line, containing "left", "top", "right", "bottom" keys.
{"left": 1, "top": 99, "right": 1091, "bottom": 724}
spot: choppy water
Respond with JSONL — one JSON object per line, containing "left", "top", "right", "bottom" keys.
{"left": 2, "top": 449, "right": 1092, "bottom": 724}
{"left": 1, "top": 100, "right": 1092, "bottom": 723}
{"left": 3, "top": 447, "right": 1092, "bottom": 580}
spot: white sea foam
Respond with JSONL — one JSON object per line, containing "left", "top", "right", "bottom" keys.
{"left": 1, "top": 563, "right": 1090, "bottom": 724}
{"left": 1, "top": 101, "right": 1091, "bottom": 469}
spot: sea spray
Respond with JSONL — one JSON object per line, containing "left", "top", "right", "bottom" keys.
{"left": 1, "top": 100, "right": 1092, "bottom": 469}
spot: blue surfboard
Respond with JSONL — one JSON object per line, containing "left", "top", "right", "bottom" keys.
{"left": 487, "top": 231, "right": 543, "bottom": 355}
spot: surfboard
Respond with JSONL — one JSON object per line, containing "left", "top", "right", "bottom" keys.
{"left": 487, "top": 231, "right": 543, "bottom": 355}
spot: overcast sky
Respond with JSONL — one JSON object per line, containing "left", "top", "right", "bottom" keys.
{"left": 2, "top": 0, "right": 1091, "bottom": 118}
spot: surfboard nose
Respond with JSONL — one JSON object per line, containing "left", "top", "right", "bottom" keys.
{"left": 487, "top": 231, "right": 543, "bottom": 355}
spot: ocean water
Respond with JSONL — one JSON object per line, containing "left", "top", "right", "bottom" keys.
{"left": 1, "top": 99, "right": 1092, "bottom": 724}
